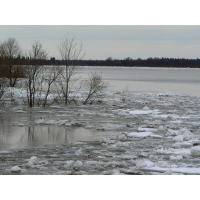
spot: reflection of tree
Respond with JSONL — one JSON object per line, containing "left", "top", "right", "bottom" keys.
{"left": 65, "top": 129, "right": 68, "bottom": 144}
{"left": 28, "top": 126, "right": 35, "bottom": 142}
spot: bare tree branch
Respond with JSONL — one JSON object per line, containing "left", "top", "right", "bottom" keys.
{"left": 57, "top": 34, "right": 85, "bottom": 105}
{"left": 82, "top": 72, "right": 108, "bottom": 105}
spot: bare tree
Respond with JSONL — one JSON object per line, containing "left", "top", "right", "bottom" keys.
{"left": 41, "top": 65, "right": 63, "bottom": 107}
{"left": 0, "top": 37, "right": 23, "bottom": 87}
{"left": 82, "top": 72, "right": 108, "bottom": 105}
{"left": 25, "top": 41, "right": 48, "bottom": 108}
{"left": 121, "top": 85, "right": 129, "bottom": 103}
{"left": 57, "top": 34, "right": 85, "bottom": 105}
{"left": 0, "top": 78, "right": 8, "bottom": 106}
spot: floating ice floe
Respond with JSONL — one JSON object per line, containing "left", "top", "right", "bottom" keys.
{"left": 157, "top": 161, "right": 170, "bottom": 168}
{"left": 146, "top": 167, "right": 200, "bottom": 175}
{"left": 172, "top": 141, "right": 193, "bottom": 148}
{"left": 143, "top": 106, "right": 149, "bottom": 111}
{"left": 136, "top": 160, "right": 154, "bottom": 168}
{"left": 169, "top": 155, "right": 183, "bottom": 161}
{"left": 191, "top": 122, "right": 200, "bottom": 127}
{"left": 26, "top": 156, "right": 48, "bottom": 167}
{"left": 111, "top": 169, "right": 124, "bottom": 175}
{"left": 166, "top": 127, "right": 193, "bottom": 138}
{"left": 127, "top": 132, "right": 152, "bottom": 138}
{"left": 130, "top": 110, "right": 153, "bottom": 115}
{"left": 150, "top": 134, "right": 162, "bottom": 138}
{"left": 75, "top": 148, "right": 82, "bottom": 156}
{"left": 126, "top": 131, "right": 161, "bottom": 138}
{"left": 190, "top": 146, "right": 200, "bottom": 155}
{"left": 149, "top": 155, "right": 159, "bottom": 161}
{"left": 154, "top": 147, "right": 191, "bottom": 156}
{"left": 138, "top": 127, "right": 159, "bottom": 132}
{"left": 11, "top": 166, "right": 21, "bottom": 173}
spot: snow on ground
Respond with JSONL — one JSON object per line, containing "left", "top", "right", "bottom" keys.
{"left": 1, "top": 89, "right": 200, "bottom": 175}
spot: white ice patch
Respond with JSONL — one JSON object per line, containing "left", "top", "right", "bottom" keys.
{"left": 191, "top": 122, "right": 200, "bottom": 127}
{"left": 173, "top": 135, "right": 184, "bottom": 142}
{"left": 169, "top": 155, "right": 183, "bottom": 161}
{"left": 157, "top": 161, "right": 170, "bottom": 168}
{"left": 190, "top": 146, "right": 200, "bottom": 155}
{"left": 166, "top": 127, "right": 193, "bottom": 137}
{"left": 127, "top": 132, "right": 152, "bottom": 138}
{"left": 172, "top": 141, "right": 193, "bottom": 148}
{"left": 138, "top": 127, "right": 158, "bottom": 132}
{"left": 118, "top": 134, "right": 127, "bottom": 141}
{"left": 136, "top": 160, "right": 154, "bottom": 168}
{"left": 150, "top": 134, "right": 162, "bottom": 138}
{"left": 154, "top": 147, "right": 191, "bottom": 156}
{"left": 75, "top": 148, "right": 82, "bottom": 156}
{"left": 11, "top": 166, "right": 21, "bottom": 173}
{"left": 130, "top": 110, "right": 152, "bottom": 115}
{"left": 63, "top": 161, "right": 75, "bottom": 170}
{"left": 146, "top": 167, "right": 200, "bottom": 175}
{"left": 111, "top": 169, "right": 124, "bottom": 175}
{"left": 26, "top": 156, "right": 48, "bottom": 167}
{"left": 143, "top": 106, "right": 149, "bottom": 111}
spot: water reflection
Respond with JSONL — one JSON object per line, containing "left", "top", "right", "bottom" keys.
{"left": 0, "top": 124, "right": 118, "bottom": 150}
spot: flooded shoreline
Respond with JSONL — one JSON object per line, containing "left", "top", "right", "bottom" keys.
{"left": 1, "top": 91, "right": 200, "bottom": 174}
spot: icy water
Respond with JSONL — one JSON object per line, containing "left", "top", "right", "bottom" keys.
{"left": 1, "top": 93, "right": 200, "bottom": 174}
{"left": 0, "top": 107, "right": 118, "bottom": 151}
{"left": 1, "top": 67, "right": 200, "bottom": 151}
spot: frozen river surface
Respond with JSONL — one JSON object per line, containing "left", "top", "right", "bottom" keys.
{"left": 80, "top": 67, "right": 200, "bottom": 96}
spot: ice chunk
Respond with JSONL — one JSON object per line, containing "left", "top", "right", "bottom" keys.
{"left": 165, "top": 129, "right": 179, "bottom": 136}
{"left": 63, "top": 160, "right": 75, "bottom": 170}
{"left": 130, "top": 110, "right": 150, "bottom": 115}
{"left": 172, "top": 141, "right": 192, "bottom": 148}
{"left": 144, "top": 160, "right": 154, "bottom": 168}
{"left": 136, "top": 160, "right": 147, "bottom": 168}
{"left": 191, "top": 122, "right": 200, "bottom": 127}
{"left": 150, "top": 134, "right": 162, "bottom": 138}
{"left": 157, "top": 161, "right": 170, "bottom": 168}
{"left": 190, "top": 146, "right": 200, "bottom": 155}
{"left": 138, "top": 127, "right": 158, "bottom": 132}
{"left": 111, "top": 169, "right": 123, "bottom": 175}
{"left": 11, "top": 166, "right": 21, "bottom": 173}
{"left": 173, "top": 135, "right": 184, "bottom": 142}
{"left": 74, "top": 161, "right": 83, "bottom": 170}
{"left": 75, "top": 148, "right": 82, "bottom": 156}
{"left": 169, "top": 155, "right": 183, "bottom": 161}
{"left": 136, "top": 160, "right": 154, "bottom": 168}
{"left": 127, "top": 132, "right": 152, "bottom": 138}
{"left": 183, "top": 133, "right": 191, "bottom": 141}
{"left": 26, "top": 156, "right": 38, "bottom": 167}
{"left": 149, "top": 155, "right": 158, "bottom": 161}
{"left": 143, "top": 106, "right": 149, "bottom": 111}
{"left": 118, "top": 134, "right": 127, "bottom": 140}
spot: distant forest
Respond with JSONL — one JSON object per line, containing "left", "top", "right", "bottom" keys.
{"left": 2, "top": 56, "right": 200, "bottom": 68}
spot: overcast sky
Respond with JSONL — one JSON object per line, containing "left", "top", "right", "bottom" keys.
{"left": 1, "top": 25, "right": 200, "bottom": 60}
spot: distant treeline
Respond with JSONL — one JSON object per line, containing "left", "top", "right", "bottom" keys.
{"left": 2, "top": 56, "right": 200, "bottom": 68}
